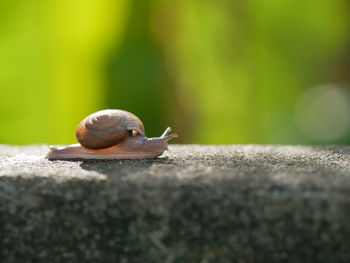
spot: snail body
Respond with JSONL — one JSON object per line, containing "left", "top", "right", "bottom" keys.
{"left": 47, "top": 109, "right": 177, "bottom": 160}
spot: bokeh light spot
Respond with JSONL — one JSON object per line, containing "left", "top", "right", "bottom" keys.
{"left": 295, "top": 84, "right": 350, "bottom": 142}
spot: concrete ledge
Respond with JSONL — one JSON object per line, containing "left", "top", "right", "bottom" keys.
{"left": 1, "top": 145, "right": 350, "bottom": 262}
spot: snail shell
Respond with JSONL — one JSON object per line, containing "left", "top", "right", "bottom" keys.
{"left": 76, "top": 109, "right": 144, "bottom": 149}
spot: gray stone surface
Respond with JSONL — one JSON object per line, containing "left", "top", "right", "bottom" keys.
{"left": 1, "top": 144, "right": 350, "bottom": 262}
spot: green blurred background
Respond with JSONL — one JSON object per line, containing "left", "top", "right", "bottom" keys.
{"left": 1, "top": 0, "right": 349, "bottom": 145}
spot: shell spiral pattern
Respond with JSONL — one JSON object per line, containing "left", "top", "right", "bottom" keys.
{"left": 76, "top": 109, "right": 144, "bottom": 149}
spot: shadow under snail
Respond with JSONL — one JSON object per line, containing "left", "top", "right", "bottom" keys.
{"left": 46, "top": 109, "right": 177, "bottom": 160}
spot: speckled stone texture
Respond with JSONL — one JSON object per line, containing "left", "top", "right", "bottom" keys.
{"left": 1, "top": 145, "right": 350, "bottom": 263}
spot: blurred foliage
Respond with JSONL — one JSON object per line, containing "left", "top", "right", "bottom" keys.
{"left": 0, "top": 0, "right": 349, "bottom": 145}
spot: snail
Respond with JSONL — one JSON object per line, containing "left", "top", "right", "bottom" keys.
{"left": 46, "top": 109, "right": 177, "bottom": 160}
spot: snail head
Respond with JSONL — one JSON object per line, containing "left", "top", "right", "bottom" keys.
{"left": 122, "top": 127, "right": 178, "bottom": 155}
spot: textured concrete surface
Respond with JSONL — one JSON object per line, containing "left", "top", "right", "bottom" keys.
{"left": 1, "top": 144, "right": 350, "bottom": 262}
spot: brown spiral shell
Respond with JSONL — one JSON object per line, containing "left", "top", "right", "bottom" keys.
{"left": 76, "top": 109, "right": 145, "bottom": 149}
